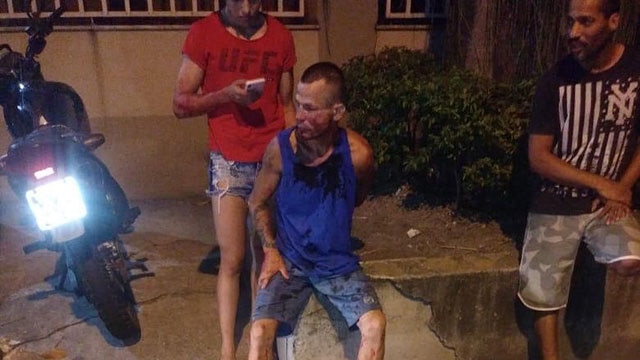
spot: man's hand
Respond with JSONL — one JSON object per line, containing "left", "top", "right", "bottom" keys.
{"left": 593, "top": 198, "right": 632, "bottom": 225}
{"left": 596, "top": 180, "right": 632, "bottom": 206}
{"left": 258, "top": 248, "right": 290, "bottom": 289}
{"left": 224, "top": 79, "right": 260, "bottom": 106}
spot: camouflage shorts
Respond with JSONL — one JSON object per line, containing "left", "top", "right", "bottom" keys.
{"left": 518, "top": 211, "right": 640, "bottom": 310}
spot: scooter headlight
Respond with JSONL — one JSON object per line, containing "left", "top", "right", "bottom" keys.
{"left": 25, "top": 176, "right": 87, "bottom": 231}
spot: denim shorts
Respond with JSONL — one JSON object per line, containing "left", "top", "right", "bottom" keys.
{"left": 206, "top": 152, "right": 260, "bottom": 201}
{"left": 518, "top": 210, "right": 640, "bottom": 311}
{"left": 252, "top": 258, "right": 381, "bottom": 331}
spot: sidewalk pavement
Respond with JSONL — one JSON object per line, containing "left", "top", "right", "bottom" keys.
{"left": 4, "top": 198, "right": 640, "bottom": 359}
{"left": 0, "top": 197, "right": 458, "bottom": 360}
{"left": 0, "top": 198, "right": 251, "bottom": 360}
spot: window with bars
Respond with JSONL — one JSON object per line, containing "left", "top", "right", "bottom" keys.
{"left": 0, "top": 0, "right": 305, "bottom": 27}
{"left": 378, "top": 0, "right": 448, "bottom": 25}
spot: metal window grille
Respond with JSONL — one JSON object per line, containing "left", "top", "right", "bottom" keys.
{"left": 0, "top": 0, "right": 304, "bottom": 20}
{"left": 380, "top": 0, "right": 447, "bottom": 23}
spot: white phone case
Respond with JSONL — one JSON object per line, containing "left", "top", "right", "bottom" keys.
{"left": 246, "top": 77, "right": 265, "bottom": 93}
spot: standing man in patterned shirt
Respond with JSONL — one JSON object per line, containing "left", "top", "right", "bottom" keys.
{"left": 518, "top": 0, "right": 640, "bottom": 359}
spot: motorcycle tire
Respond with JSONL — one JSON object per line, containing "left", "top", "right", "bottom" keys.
{"left": 77, "top": 242, "right": 141, "bottom": 342}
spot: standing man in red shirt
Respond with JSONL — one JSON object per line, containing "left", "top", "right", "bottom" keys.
{"left": 173, "top": 1, "right": 296, "bottom": 359}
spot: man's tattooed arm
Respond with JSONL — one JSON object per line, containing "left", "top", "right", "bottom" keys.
{"left": 249, "top": 137, "right": 291, "bottom": 286}
{"left": 248, "top": 138, "right": 283, "bottom": 250}
{"left": 252, "top": 201, "right": 277, "bottom": 249}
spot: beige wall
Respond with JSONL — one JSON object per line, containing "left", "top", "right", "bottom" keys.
{"left": 317, "top": 0, "right": 428, "bottom": 66}
{"left": 376, "top": 28, "right": 429, "bottom": 53}
{"left": 0, "top": 13, "right": 427, "bottom": 201}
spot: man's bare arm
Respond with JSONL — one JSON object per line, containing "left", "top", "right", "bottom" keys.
{"left": 347, "top": 129, "right": 375, "bottom": 207}
{"left": 597, "top": 141, "right": 640, "bottom": 223}
{"left": 172, "top": 56, "right": 249, "bottom": 118}
{"left": 248, "top": 138, "right": 289, "bottom": 287}
{"left": 529, "top": 134, "right": 631, "bottom": 205}
{"left": 279, "top": 70, "right": 296, "bottom": 128}
{"left": 248, "top": 138, "right": 283, "bottom": 249}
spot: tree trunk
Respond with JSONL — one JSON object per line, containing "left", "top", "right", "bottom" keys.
{"left": 441, "top": 0, "right": 639, "bottom": 81}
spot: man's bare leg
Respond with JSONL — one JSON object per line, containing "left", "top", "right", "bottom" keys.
{"left": 248, "top": 200, "right": 295, "bottom": 359}
{"left": 213, "top": 195, "right": 249, "bottom": 360}
{"left": 356, "top": 310, "right": 386, "bottom": 360}
{"left": 534, "top": 310, "right": 559, "bottom": 360}
{"left": 249, "top": 319, "right": 279, "bottom": 360}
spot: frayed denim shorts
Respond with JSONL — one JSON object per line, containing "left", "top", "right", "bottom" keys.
{"left": 206, "top": 152, "right": 261, "bottom": 202}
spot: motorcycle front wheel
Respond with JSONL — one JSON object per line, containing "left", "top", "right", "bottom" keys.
{"left": 76, "top": 240, "right": 141, "bottom": 342}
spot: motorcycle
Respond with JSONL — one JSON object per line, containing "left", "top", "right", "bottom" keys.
{"left": 0, "top": 1, "right": 150, "bottom": 342}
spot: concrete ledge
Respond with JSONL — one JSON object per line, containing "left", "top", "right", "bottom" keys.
{"left": 291, "top": 253, "right": 640, "bottom": 360}
{"left": 3, "top": 199, "right": 640, "bottom": 359}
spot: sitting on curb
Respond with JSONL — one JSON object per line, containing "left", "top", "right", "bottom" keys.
{"left": 247, "top": 61, "right": 386, "bottom": 360}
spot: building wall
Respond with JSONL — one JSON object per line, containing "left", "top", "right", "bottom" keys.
{"left": 0, "top": 10, "right": 427, "bottom": 201}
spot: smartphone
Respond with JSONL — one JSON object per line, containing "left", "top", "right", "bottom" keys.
{"left": 245, "top": 77, "right": 266, "bottom": 94}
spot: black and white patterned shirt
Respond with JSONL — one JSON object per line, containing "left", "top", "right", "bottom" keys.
{"left": 529, "top": 47, "right": 640, "bottom": 215}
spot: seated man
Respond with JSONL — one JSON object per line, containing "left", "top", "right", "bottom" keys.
{"left": 247, "top": 61, "right": 386, "bottom": 360}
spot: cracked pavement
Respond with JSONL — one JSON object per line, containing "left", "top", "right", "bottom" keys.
{"left": 0, "top": 198, "right": 250, "bottom": 360}
{"left": 1, "top": 198, "right": 462, "bottom": 360}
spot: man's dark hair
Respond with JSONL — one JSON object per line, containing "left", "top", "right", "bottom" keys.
{"left": 600, "top": 0, "right": 620, "bottom": 17}
{"left": 300, "top": 61, "right": 345, "bottom": 105}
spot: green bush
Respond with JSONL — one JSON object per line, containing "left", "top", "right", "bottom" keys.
{"left": 342, "top": 47, "right": 536, "bottom": 215}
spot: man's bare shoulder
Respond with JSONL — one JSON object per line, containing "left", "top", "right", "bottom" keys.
{"left": 346, "top": 127, "right": 372, "bottom": 149}
{"left": 345, "top": 128, "right": 373, "bottom": 166}
{"left": 262, "top": 135, "right": 284, "bottom": 171}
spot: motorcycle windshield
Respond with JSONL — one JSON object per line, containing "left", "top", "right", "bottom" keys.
{"left": 2, "top": 80, "right": 91, "bottom": 139}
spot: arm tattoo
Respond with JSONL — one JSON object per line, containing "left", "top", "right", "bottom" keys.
{"left": 262, "top": 237, "right": 277, "bottom": 248}
{"left": 252, "top": 202, "right": 277, "bottom": 248}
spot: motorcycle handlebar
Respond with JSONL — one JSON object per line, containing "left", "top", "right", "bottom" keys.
{"left": 24, "top": 3, "right": 66, "bottom": 59}
{"left": 50, "top": 4, "right": 67, "bottom": 20}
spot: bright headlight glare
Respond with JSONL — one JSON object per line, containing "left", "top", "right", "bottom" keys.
{"left": 26, "top": 176, "right": 87, "bottom": 231}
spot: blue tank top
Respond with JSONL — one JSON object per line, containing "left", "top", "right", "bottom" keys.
{"left": 276, "top": 127, "right": 360, "bottom": 279}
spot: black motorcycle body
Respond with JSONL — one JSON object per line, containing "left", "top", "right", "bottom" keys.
{"left": 0, "top": 2, "right": 147, "bottom": 342}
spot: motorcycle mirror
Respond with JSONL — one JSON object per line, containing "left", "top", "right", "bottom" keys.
{"left": 83, "top": 133, "right": 106, "bottom": 151}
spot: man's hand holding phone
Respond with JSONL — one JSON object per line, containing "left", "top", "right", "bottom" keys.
{"left": 245, "top": 77, "right": 265, "bottom": 103}
{"left": 224, "top": 78, "right": 266, "bottom": 106}
{"left": 246, "top": 77, "right": 266, "bottom": 95}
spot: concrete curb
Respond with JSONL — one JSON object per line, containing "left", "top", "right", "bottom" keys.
{"left": 3, "top": 200, "right": 640, "bottom": 359}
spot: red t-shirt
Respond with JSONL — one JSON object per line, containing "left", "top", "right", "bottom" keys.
{"left": 182, "top": 13, "right": 297, "bottom": 162}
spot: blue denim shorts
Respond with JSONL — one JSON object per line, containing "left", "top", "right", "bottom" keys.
{"left": 206, "top": 152, "right": 261, "bottom": 201}
{"left": 252, "top": 259, "right": 381, "bottom": 331}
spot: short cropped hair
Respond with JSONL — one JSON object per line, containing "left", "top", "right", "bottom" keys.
{"left": 300, "top": 61, "right": 345, "bottom": 106}
{"left": 600, "top": 0, "right": 620, "bottom": 17}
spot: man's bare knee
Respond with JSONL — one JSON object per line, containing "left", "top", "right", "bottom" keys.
{"left": 250, "top": 319, "right": 278, "bottom": 348}
{"left": 610, "top": 259, "right": 640, "bottom": 276}
{"left": 358, "top": 310, "right": 386, "bottom": 340}
{"left": 357, "top": 310, "right": 386, "bottom": 360}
